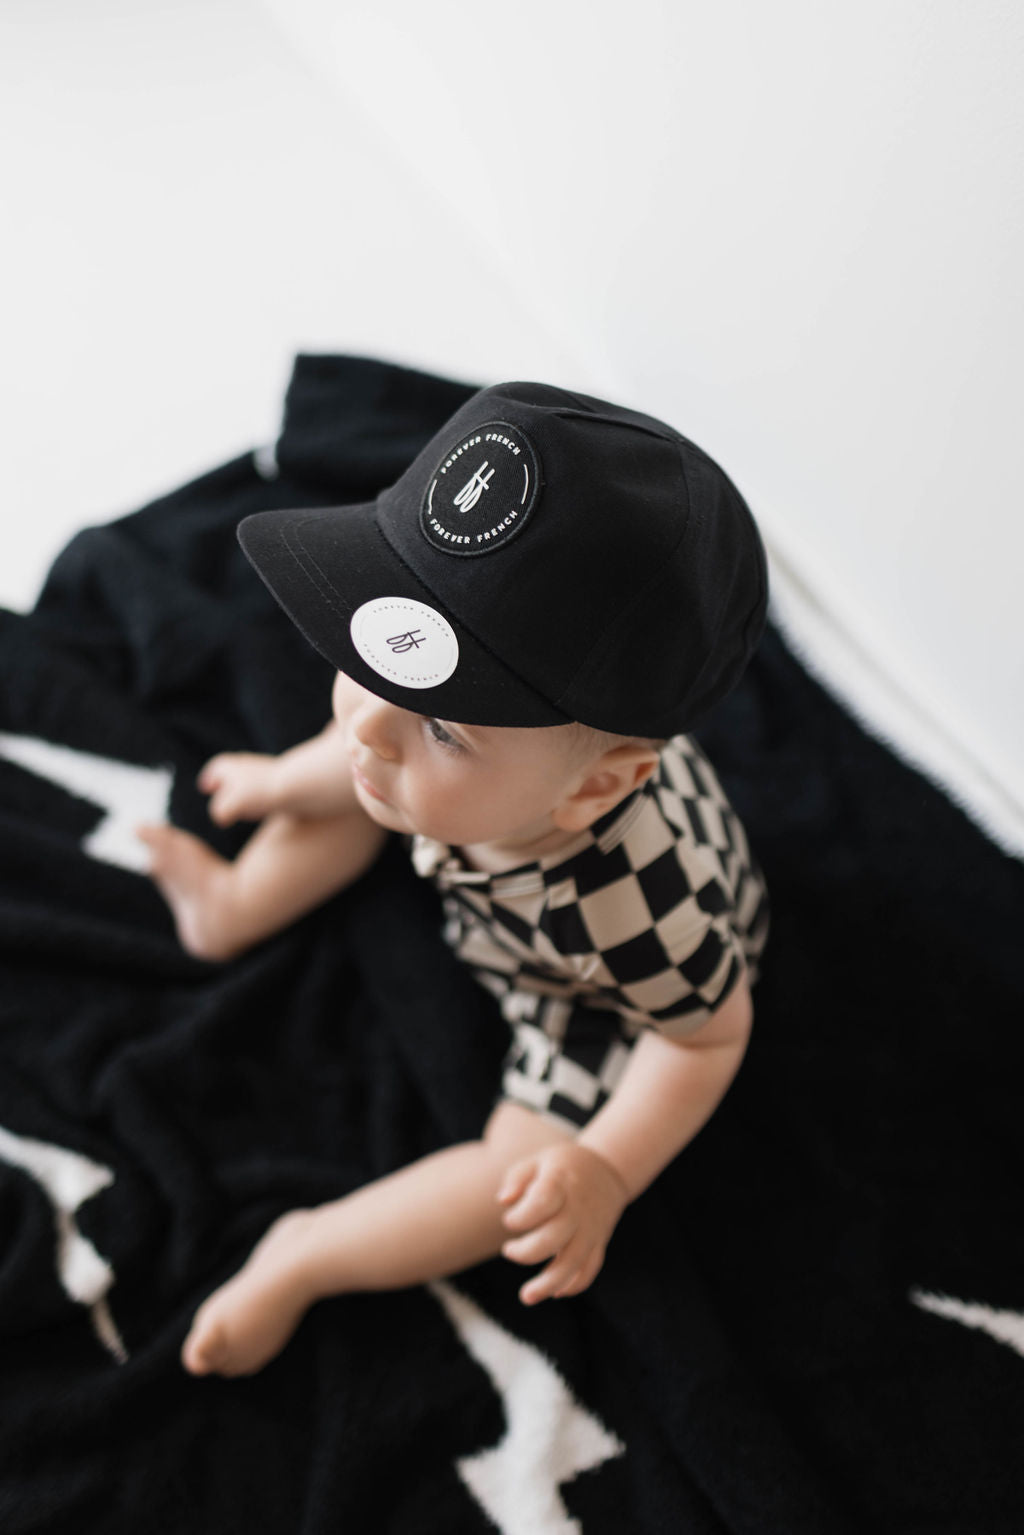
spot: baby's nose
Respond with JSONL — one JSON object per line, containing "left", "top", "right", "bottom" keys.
{"left": 353, "top": 699, "right": 401, "bottom": 760}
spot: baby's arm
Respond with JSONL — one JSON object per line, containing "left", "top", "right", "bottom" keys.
{"left": 499, "top": 977, "right": 753, "bottom": 1303}
{"left": 140, "top": 715, "right": 385, "bottom": 961}
{"left": 201, "top": 719, "right": 358, "bottom": 825}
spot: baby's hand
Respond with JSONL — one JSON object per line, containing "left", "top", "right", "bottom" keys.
{"left": 198, "top": 753, "right": 279, "bottom": 826}
{"left": 497, "top": 1142, "right": 629, "bottom": 1306}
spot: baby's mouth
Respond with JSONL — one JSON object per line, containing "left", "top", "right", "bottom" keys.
{"left": 352, "top": 761, "right": 392, "bottom": 807}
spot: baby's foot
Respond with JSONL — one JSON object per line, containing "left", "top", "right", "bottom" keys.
{"left": 136, "top": 823, "right": 240, "bottom": 962}
{"left": 182, "top": 1211, "right": 319, "bottom": 1378}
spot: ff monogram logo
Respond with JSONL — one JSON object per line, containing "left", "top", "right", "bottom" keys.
{"left": 421, "top": 421, "right": 541, "bottom": 558}
{"left": 351, "top": 598, "right": 460, "bottom": 689}
{"left": 453, "top": 463, "right": 495, "bottom": 514}
{"left": 387, "top": 630, "right": 426, "bottom": 653}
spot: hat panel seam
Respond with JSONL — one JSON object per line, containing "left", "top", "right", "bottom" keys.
{"left": 280, "top": 515, "right": 353, "bottom": 623}
{"left": 548, "top": 406, "right": 680, "bottom": 446}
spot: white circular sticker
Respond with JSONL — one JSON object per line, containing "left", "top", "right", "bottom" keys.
{"left": 349, "top": 597, "right": 460, "bottom": 690}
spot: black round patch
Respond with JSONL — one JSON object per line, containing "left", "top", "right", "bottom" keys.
{"left": 420, "top": 420, "right": 541, "bottom": 557}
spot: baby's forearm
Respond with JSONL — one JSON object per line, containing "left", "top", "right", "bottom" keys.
{"left": 267, "top": 721, "right": 357, "bottom": 818}
{"left": 577, "top": 981, "right": 752, "bottom": 1201}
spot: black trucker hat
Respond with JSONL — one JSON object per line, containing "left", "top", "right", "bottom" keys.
{"left": 237, "top": 381, "right": 768, "bottom": 738}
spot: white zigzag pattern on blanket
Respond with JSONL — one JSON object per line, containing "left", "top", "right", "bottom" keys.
{"left": 0, "top": 732, "right": 172, "bottom": 873}
{"left": 0, "top": 1124, "right": 127, "bottom": 1363}
{"left": 432, "top": 1281, "right": 624, "bottom": 1535}
{"left": 911, "top": 1287, "right": 1024, "bottom": 1359}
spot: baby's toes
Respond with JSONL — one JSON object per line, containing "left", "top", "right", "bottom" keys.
{"left": 181, "top": 1312, "right": 229, "bottom": 1376}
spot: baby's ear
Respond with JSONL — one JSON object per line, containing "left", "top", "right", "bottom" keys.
{"left": 552, "top": 745, "right": 660, "bottom": 833}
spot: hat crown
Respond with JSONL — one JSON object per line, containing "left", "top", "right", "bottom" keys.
{"left": 238, "top": 379, "right": 767, "bottom": 735}
{"left": 374, "top": 382, "right": 764, "bottom": 734}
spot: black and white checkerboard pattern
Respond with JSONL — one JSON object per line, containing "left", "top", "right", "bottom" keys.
{"left": 413, "top": 735, "right": 770, "bottom": 1129}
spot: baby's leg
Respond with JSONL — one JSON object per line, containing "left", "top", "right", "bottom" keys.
{"left": 182, "top": 1103, "right": 572, "bottom": 1377}
{"left": 139, "top": 810, "right": 386, "bottom": 961}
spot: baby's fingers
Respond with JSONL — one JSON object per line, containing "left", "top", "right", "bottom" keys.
{"left": 496, "top": 1160, "right": 535, "bottom": 1210}
{"left": 499, "top": 1170, "right": 566, "bottom": 1235}
{"left": 550, "top": 1244, "right": 605, "bottom": 1299}
{"left": 207, "top": 787, "right": 242, "bottom": 826}
{"left": 502, "top": 1214, "right": 573, "bottom": 1267}
{"left": 197, "top": 756, "right": 229, "bottom": 793}
{"left": 519, "top": 1236, "right": 594, "bottom": 1307}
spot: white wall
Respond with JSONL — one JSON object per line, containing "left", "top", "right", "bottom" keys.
{"left": 0, "top": 0, "right": 580, "bottom": 599}
{"left": 3, "top": 0, "right": 1022, "bottom": 849}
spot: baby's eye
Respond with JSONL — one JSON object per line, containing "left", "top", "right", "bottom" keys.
{"left": 424, "top": 717, "right": 464, "bottom": 753}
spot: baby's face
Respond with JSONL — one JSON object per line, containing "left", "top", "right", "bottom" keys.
{"left": 332, "top": 673, "right": 589, "bottom": 855}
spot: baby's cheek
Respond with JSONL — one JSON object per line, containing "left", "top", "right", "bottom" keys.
{"left": 331, "top": 671, "right": 359, "bottom": 723}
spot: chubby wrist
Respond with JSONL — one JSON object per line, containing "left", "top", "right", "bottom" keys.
{"left": 267, "top": 746, "right": 327, "bottom": 814}
{"left": 263, "top": 753, "right": 295, "bottom": 810}
{"left": 573, "top": 1136, "right": 633, "bottom": 1206}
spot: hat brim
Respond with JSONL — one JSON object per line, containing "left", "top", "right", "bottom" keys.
{"left": 237, "top": 502, "right": 570, "bottom": 728}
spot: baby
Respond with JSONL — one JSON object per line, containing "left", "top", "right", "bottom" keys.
{"left": 138, "top": 380, "right": 770, "bottom": 1378}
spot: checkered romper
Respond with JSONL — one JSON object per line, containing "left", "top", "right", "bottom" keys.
{"left": 410, "top": 735, "right": 770, "bottom": 1131}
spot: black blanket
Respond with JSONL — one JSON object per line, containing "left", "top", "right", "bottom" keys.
{"left": 2, "top": 355, "right": 1022, "bottom": 1534}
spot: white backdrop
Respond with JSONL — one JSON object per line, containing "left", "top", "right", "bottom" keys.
{"left": 2, "top": 0, "right": 1021, "bottom": 850}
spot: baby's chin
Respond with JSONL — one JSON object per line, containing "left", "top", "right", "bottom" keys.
{"left": 352, "top": 778, "right": 410, "bottom": 833}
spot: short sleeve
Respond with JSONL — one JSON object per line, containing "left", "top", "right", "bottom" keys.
{"left": 596, "top": 896, "right": 746, "bottom": 1041}
{"left": 541, "top": 834, "right": 749, "bottom": 1042}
